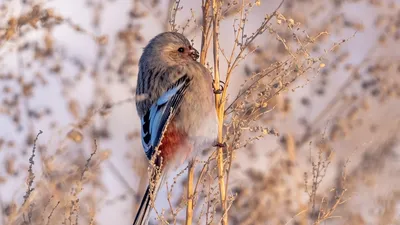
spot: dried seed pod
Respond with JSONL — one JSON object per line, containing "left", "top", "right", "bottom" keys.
{"left": 67, "top": 129, "right": 83, "bottom": 143}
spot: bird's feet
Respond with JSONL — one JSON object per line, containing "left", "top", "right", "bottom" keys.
{"left": 213, "top": 80, "right": 225, "bottom": 94}
{"left": 213, "top": 141, "right": 227, "bottom": 148}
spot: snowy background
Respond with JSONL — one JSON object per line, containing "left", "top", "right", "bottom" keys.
{"left": 1, "top": 0, "right": 400, "bottom": 224}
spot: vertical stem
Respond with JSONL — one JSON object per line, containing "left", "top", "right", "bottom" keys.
{"left": 166, "top": 0, "right": 176, "bottom": 31}
{"left": 211, "top": 0, "right": 228, "bottom": 224}
{"left": 212, "top": 0, "right": 220, "bottom": 92}
{"left": 200, "top": 0, "right": 211, "bottom": 65}
{"left": 185, "top": 160, "right": 195, "bottom": 225}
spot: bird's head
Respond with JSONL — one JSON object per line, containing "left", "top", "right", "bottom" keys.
{"left": 141, "top": 32, "right": 199, "bottom": 67}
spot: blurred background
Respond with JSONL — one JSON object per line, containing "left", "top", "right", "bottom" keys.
{"left": 0, "top": 0, "right": 400, "bottom": 224}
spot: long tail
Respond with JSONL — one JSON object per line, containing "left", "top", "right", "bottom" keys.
{"left": 133, "top": 185, "right": 151, "bottom": 225}
{"left": 133, "top": 174, "right": 165, "bottom": 225}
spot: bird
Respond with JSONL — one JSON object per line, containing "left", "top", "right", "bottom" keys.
{"left": 133, "top": 32, "right": 219, "bottom": 225}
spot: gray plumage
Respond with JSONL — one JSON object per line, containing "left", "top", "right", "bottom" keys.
{"left": 134, "top": 32, "right": 218, "bottom": 225}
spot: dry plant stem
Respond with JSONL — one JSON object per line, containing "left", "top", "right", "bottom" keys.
{"left": 200, "top": 0, "right": 212, "bottom": 65}
{"left": 185, "top": 160, "right": 195, "bottom": 225}
{"left": 218, "top": 0, "right": 246, "bottom": 202}
{"left": 210, "top": 1, "right": 284, "bottom": 223}
{"left": 223, "top": 2, "right": 285, "bottom": 116}
{"left": 194, "top": 152, "right": 216, "bottom": 196}
{"left": 166, "top": 0, "right": 177, "bottom": 31}
{"left": 23, "top": 130, "right": 43, "bottom": 206}
{"left": 211, "top": 0, "right": 228, "bottom": 224}
{"left": 169, "top": 0, "right": 181, "bottom": 31}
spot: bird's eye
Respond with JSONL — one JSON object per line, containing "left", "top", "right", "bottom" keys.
{"left": 178, "top": 47, "right": 185, "bottom": 53}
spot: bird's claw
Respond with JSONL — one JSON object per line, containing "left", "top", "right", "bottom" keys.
{"left": 213, "top": 142, "right": 227, "bottom": 148}
{"left": 213, "top": 88, "right": 223, "bottom": 94}
{"left": 213, "top": 80, "right": 225, "bottom": 94}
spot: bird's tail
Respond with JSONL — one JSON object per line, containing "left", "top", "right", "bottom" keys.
{"left": 133, "top": 173, "right": 165, "bottom": 225}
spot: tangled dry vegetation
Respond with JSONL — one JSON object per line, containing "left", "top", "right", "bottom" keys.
{"left": 0, "top": 0, "right": 399, "bottom": 225}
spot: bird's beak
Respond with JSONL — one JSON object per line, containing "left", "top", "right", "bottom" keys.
{"left": 190, "top": 47, "right": 199, "bottom": 61}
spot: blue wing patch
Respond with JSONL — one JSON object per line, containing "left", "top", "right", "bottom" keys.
{"left": 140, "top": 75, "right": 192, "bottom": 160}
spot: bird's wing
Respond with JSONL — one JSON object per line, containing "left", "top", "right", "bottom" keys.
{"left": 140, "top": 75, "right": 192, "bottom": 160}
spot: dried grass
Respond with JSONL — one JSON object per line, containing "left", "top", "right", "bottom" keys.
{"left": 1, "top": 0, "right": 400, "bottom": 225}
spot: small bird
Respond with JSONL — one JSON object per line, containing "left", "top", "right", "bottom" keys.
{"left": 133, "top": 32, "right": 219, "bottom": 225}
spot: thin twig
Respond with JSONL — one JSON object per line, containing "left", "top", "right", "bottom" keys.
{"left": 80, "top": 139, "right": 98, "bottom": 180}
{"left": 23, "top": 130, "right": 43, "bottom": 206}
{"left": 46, "top": 201, "right": 60, "bottom": 225}
{"left": 106, "top": 161, "right": 136, "bottom": 195}
{"left": 200, "top": 0, "right": 212, "bottom": 65}
{"left": 169, "top": 0, "right": 181, "bottom": 32}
